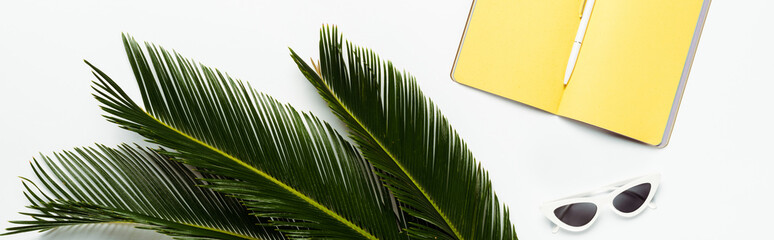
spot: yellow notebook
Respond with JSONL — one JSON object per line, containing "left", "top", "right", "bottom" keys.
{"left": 452, "top": 0, "right": 711, "bottom": 147}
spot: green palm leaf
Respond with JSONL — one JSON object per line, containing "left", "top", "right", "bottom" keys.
{"left": 290, "top": 26, "right": 517, "bottom": 240}
{"left": 4, "top": 144, "right": 283, "bottom": 240}
{"left": 88, "top": 34, "right": 406, "bottom": 239}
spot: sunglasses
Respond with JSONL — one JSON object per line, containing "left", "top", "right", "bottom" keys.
{"left": 540, "top": 174, "right": 661, "bottom": 233}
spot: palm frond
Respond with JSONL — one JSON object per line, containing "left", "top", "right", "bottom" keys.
{"left": 4, "top": 144, "right": 283, "bottom": 240}
{"left": 88, "top": 34, "right": 406, "bottom": 240}
{"left": 290, "top": 26, "right": 517, "bottom": 240}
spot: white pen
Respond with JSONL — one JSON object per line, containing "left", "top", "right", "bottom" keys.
{"left": 563, "top": 0, "right": 596, "bottom": 86}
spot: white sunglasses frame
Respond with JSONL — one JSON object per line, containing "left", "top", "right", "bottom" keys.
{"left": 540, "top": 174, "right": 661, "bottom": 233}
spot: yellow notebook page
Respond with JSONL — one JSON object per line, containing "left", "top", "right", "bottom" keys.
{"left": 453, "top": 0, "right": 580, "bottom": 113}
{"left": 557, "top": 0, "right": 704, "bottom": 145}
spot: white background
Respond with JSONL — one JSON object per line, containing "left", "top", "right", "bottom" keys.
{"left": 1, "top": 0, "right": 772, "bottom": 239}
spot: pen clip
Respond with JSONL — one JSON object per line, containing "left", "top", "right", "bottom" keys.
{"left": 579, "top": 0, "right": 587, "bottom": 18}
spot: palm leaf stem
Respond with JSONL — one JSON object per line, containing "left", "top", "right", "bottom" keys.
{"left": 139, "top": 111, "right": 379, "bottom": 240}
{"left": 306, "top": 58, "right": 463, "bottom": 240}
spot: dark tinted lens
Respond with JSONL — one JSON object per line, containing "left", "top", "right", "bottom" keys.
{"left": 613, "top": 183, "right": 652, "bottom": 213}
{"left": 553, "top": 202, "right": 597, "bottom": 227}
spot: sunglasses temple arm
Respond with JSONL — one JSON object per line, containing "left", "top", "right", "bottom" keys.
{"left": 559, "top": 185, "right": 620, "bottom": 199}
{"left": 562, "top": 175, "right": 657, "bottom": 199}
{"left": 598, "top": 174, "right": 659, "bottom": 193}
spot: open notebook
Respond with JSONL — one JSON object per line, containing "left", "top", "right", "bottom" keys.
{"left": 452, "top": 0, "right": 711, "bottom": 147}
